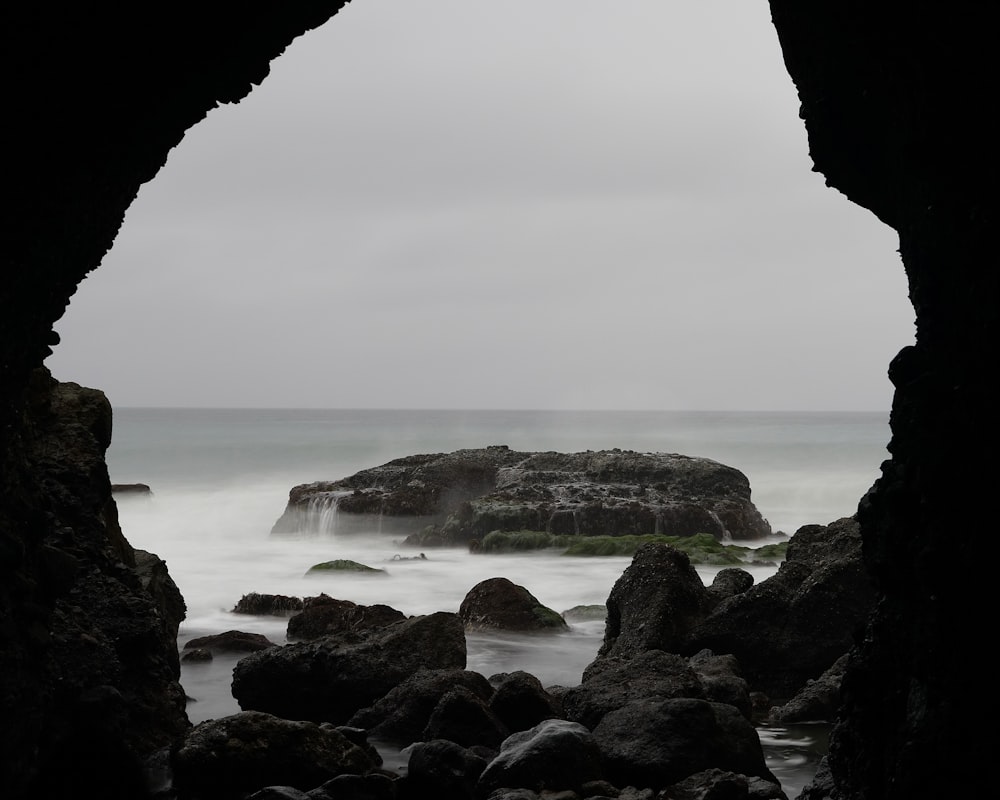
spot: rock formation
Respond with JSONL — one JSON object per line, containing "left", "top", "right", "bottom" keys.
{"left": 271, "top": 446, "right": 772, "bottom": 542}
{"left": 1, "top": 3, "right": 993, "bottom": 797}
{"left": 767, "top": 4, "right": 997, "bottom": 796}
{"left": 589, "top": 521, "right": 873, "bottom": 705}
{"left": 0, "top": 371, "right": 189, "bottom": 797}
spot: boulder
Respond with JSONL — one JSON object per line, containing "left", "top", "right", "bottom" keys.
{"left": 598, "top": 543, "right": 713, "bottom": 660}
{"left": 272, "top": 447, "right": 771, "bottom": 543}
{"left": 668, "top": 768, "right": 788, "bottom": 800}
{"left": 348, "top": 669, "right": 495, "bottom": 745}
{"left": 305, "top": 559, "right": 386, "bottom": 576}
{"left": 563, "top": 650, "right": 706, "bottom": 730}
{"left": 184, "top": 630, "right": 277, "bottom": 653}
{"left": 232, "top": 612, "right": 466, "bottom": 724}
{"left": 423, "top": 685, "right": 510, "bottom": 749}
{"left": 2, "top": 375, "right": 190, "bottom": 799}
{"left": 403, "top": 739, "right": 489, "bottom": 800}
{"left": 232, "top": 593, "right": 305, "bottom": 616}
{"left": 682, "top": 517, "right": 874, "bottom": 702}
{"left": 588, "top": 519, "right": 875, "bottom": 704}
{"left": 488, "top": 671, "right": 563, "bottom": 733}
{"left": 286, "top": 595, "right": 406, "bottom": 641}
{"left": 459, "top": 577, "right": 568, "bottom": 632}
{"left": 591, "top": 698, "right": 777, "bottom": 790}
{"left": 475, "top": 719, "right": 603, "bottom": 798}
{"left": 172, "top": 711, "right": 378, "bottom": 800}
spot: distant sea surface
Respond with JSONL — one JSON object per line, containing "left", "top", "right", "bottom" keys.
{"left": 110, "top": 408, "right": 889, "bottom": 798}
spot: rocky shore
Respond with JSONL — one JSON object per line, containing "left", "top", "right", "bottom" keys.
{"left": 271, "top": 447, "right": 772, "bottom": 545}
{"left": 158, "top": 515, "right": 870, "bottom": 799}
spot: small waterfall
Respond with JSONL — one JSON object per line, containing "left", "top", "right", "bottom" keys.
{"left": 572, "top": 509, "right": 581, "bottom": 536}
{"left": 654, "top": 512, "right": 663, "bottom": 535}
{"left": 304, "top": 492, "right": 350, "bottom": 535}
{"left": 708, "top": 510, "right": 732, "bottom": 542}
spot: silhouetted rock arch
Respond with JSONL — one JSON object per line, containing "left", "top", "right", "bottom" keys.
{"left": 1, "top": 3, "right": 994, "bottom": 798}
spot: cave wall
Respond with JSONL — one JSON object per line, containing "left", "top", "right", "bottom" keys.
{"left": 1, "top": 2, "right": 994, "bottom": 798}
{"left": 769, "top": 2, "right": 997, "bottom": 797}
{"left": 0, "top": 4, "right": 348, "bottom": 797}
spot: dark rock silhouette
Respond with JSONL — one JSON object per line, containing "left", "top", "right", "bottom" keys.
{"left": 347, "top": 669, "right": 495, "bottom": 746}
{"left": 1, "top": 3, "right": 993, "bottom": 797}
{"left": 172, "top": 711, "right": 378, "bottom": 800}
{"left": 232, "top": 611, "right": 467, "bottom": 724}
{"left": 475, "top": 719, "right": 604, "bottom": 799}
{"left": 593, "top": 519, "right": 874, "bottom": 704}
{"left": 592, "top": 698, "right": 777, "bottom": 790}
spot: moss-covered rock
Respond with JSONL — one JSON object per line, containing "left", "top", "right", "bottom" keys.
{"left": 305, "top": 560, "right": 387, "bottom": 576}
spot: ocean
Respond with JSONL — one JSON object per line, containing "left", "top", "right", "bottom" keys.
{"left": 109, "top": 407, "right": 889, "bottom": 797}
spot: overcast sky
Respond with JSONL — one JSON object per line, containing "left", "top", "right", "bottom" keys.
{"left": 47, "top": 0, "right": 913, "bottom": 411}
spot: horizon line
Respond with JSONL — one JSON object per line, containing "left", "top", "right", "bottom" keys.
{"left": 110, "top": 405, "right": 891, "bottom": 414}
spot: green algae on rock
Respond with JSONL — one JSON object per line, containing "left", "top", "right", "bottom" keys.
{"left": 305, "top": 560, "right": 387, "bottom": 576}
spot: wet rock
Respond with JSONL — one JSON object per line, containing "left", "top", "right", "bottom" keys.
{"left": 233, "top": 612, "right": 466, "bottom": 724}
{"left": 184, "top": 630, "right": 277, "bottom": 653}
{"left": 599, "top": 544, "right": 713, "bottom": 660}
{"left": 233, "top": 592, "right": 305, "bottom": 616}
{"left": 460, "top": 577, "right": 568, "bottom": 632}
{"left": 273, "top": 448, "right": 771, "bottom": 543}
{"left": 591, "top": 698, "right": 777, "bottom": 790}
{"left": 403, "top": 739, "right": 489, "bottom": 800}
{"left": 475, "top": 719, "right": 603, "bottom": 798}
{"left": 348, "top": 669, "right": 495, "bottom": 745}
{"left": 305, "top": 559, "right": 387, "bottom": 576}
{"left": 561, "top": 604, "right": 606, "bottom": 622}
{"left": 181, "top": 647, "right": 213, "bottom": 663}
{"left": 768, "top": 653, "right": 849, "bottom": 724}
{"left": 423, "top": 685, "right": 510, "bottom": 749}
{"left": 667, "top": 767, "right": 788, "bottom": 800}
{"left": 287, "top": 595, "right": 406, "bottom": 641}
{"left": 172, "top": 711, "right": 378, "bottom": 800}
{"left": 683, "top": 518, "right": 874, "bottom": 702}
{"left": 488, "top": 671, "right": 563, "bottom": 733}
{"left": 563, "top": 650, "right": 705, "bottom": 730}
{"left": 589, "top": 519, "right": 875, "bottom": 705}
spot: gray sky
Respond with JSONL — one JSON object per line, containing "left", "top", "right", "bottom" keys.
{"left": 47, "top": 0, "right": 914, "bottom": 410}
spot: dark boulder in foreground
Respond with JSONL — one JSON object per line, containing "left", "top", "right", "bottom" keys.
{"left": 475, "top": 719, "right": 604, "bottom": 799}
{"left": 591, "top": 517, "right": 873, "bottom": 705}
{"left": 347, "top": 668, "right": 495, "bottom": 746}
{"left": 683, "top": 517, "right": 874, "bottom": 702}
{"left": 592, "top": 698, "right": 777, "bottom": 790}
{"left": 232, "top": 612, "right": 466, "bottom": 724}
{"left": 172, "top": 711, "right": 378, "bottom": 800}
{"left": 271, "top": 446, "right": 771, "bottom": 543}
